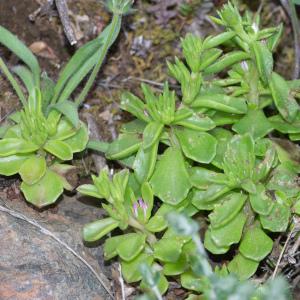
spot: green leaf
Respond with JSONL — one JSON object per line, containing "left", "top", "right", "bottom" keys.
{"left": 103, "top": 235, "right": 126, "bottom": 260}
{"left": 143, "top": 122, "right": 164, "bottom": 149}
{"left": 174, "top": 113, "right": 216, "bottom": 131}
{"left": 251, "top": 41, "right": 273, "bottom": 85}
{"left": 121, "top": 252, "right": 154, "bottom": 283}
{"left": 181, "top": 271, "right": 208, "bottom": 293}
{"left": 145, "top": 215, "right": 167, "bottom": 233}
{"left": 63, "top": 122, "right": 89, "bottom": 153}
{"left": 0, "top": 154, "right": 30, "bottom": 176}
{"left": 150, "top": 147, "right": 191, "bottom": 205}
{"left": 204, "top": 230, "right": 230, "bottom": 254}
{"left": 267, "top": 163, "right": 300, "bottom": 198}
{"left": 260, "top": 202, "right": 291, "bottom": 232}
{"left": 176, "top": 128, "right": 217, "bottom": 163}
{"left": 83, "top": 217, "right": 119, "bottom": 242}
{"left": 223, "top": 134, "right": 255, "bottom": 183}
{"left": 270, "top": 72, "right": 299, "bottom": 122}
{"left": 140, "top": 270, "right": 169, "bottom": 295}
{"left": 77, "top": 184, "right": 102, "bottom": 199}
{"left": 19, "top": 156, "right": 46, "bottom": 185}
{"left": 189, "top": 167, "right": 228, "bottom": 190}
{"left": 0, "top": 138, "right": 39, "bottom": 156}
{"left": 50, "top": 101, "right": 79, "bottom": 128}
{"left": 199, "top": 48, "right": 223, "bottom": 70}
{"left": 53, "top": 31, "right": 103, "bottom": 103}
{"left": 12, "top": 65, "right": 35, "bottom": 95}
{"left": 210, "top": 128, "right": 233, "bottom": 169}
{"left": 203, "top": 31, "right": 236, "bottom": 49}
{"left": 209, "top": 192, "right": 247, "bottom": 229}
{"left": 116, "top": 233, "right": 146, "bottom": 261}
{"left": 227, "top": 254, "right": 259, "bottom": 280}
{"left": 204, "top": 51, "right": 250, "bottom": 75}
{"left": 106, "top": 134, "right": 141, "bottom": 160}
{"left": 239, "top": 227, "right": 273, "bottom": 261}
{"left": 43, "top": 139, "right": 73, "bottom": 160}
{"left": 0, "top": 26, "right": 40, "bottom": 85}
{"left": 192, "top": 184, "right": 231, "bottom": 210}
{"left": 210, "top": 212, "right": 246, "bottom": 247}
{"left": 269, "top": 114, "right": 300, "bottom": 134}
{"left": 153, "top": 237, "right": 186, "bottom": 263}
{"left": 21, "top": 170, "right": 64, "bottom": 207}
{"left": 121, "top": 119, "right": 147, "bottom": 134}
{"left": 191, "top": 94, "right": 247, "bottom": 114}
{"left": 249, "top": 184, "right": 274, "bottom": 216}
{"left": 233, "top": 109, "right": 273, "bottom": 140}
{"left": 163, "top": 254, "right": 188, "bottom": 276}
{"left": 134, "top": 141, "right": 158, "bottom": 184}
{"left": 120, "top": 92, "right": 149, "bottom": 122}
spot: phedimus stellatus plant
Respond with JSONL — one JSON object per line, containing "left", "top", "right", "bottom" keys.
{"left": 78, "top": 1, "right": 300, "bottom": 297}
{"left": 0, "top": 0, "right": 133, "bottom": 207}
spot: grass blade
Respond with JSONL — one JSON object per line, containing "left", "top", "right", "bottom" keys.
{"left": 0, "top": 26, "right": 40, "bottom": 86}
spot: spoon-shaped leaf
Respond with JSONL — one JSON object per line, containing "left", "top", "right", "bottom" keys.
{"left": 150, "top": 147, "right": 191, "bottom": 205}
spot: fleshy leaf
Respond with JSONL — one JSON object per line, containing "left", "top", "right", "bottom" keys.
{"left": 227, "top": 254, "right": 259, "bottom": 280}
{"left": 209, "top": 192, "right": 247, "bottom": 229}
{"left": 223, "top": 134, "right": 255, "bottom": 184}
{"left": 204, "top": 230, "right": 230, "bottom": 254}
{"left": 117, "top": 233, "right": 146, "bottom": 261}
{"left": 0, "top": 154, "right": 30, "bottom": 176}
{"left": 260, "top": 202, "right": 290, "bottom": 232}
{"left": 233, "top": 109, "right": 273, "bottom": 140}
{"left": 19, "top": 156, "right": 47, "bottom": 185}
{"left": 103, "top": 235, "right": 126, "bottom": 260}
{"left": 83, "top": 217, "right": 119, "bottom": 242}
{"left": 21, "top": 170, "right": 64, "bottom": 207}
{"left": 0, "top": 138, "right": 39, "bottom": 156}
{"left": 210, "top": 212, "right": 246, "bottom": 247}
{"left": 133, "top": 141, "right": 158, "bottom": 184}
{"left": 176, "top": 128, "right": 217, "bottom": 163}
{"left": 106, "top": 133, "right": 141, "bottom": 160}
{"left": 121, "top": 253, "right": 154, "bottom": 283}
{"left": 43, "top": 139, "right": 73, "bottom": 160}
{"left": 143, "top": 122, "right": 164, "bottom": 149}
{"left": 63, "top": 122, "right": 89, "bottom": 153}
{"left": 249, "top": 184, "right": 274, "bottom": 216}
{"left": 150, "top": 147, "right": 191, "bottom": 205}
{"left": 189, "top": 167, "right": 228, "bottom": 190}
{"left": 239, "top": 227, "right": 273, "bottom": 261}
{"left": 270, "top": 72, "right": 299, "bottom": 122}
{"left": 153, "top": 237, "right": 186, "bottom": 263}
{"left": 181, "top": 271, "right": 208, "bottom": 293}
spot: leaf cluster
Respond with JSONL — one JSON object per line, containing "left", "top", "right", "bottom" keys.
{"left": 76, "top": 1, "right": 300, "bottom": 297}
{"left": 0, "top": 0, "right": 130, "bottom": 207}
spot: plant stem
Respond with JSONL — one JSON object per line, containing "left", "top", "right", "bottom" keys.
{"left": 75, "top": 14, "right": 121, "bottom": 106}
{"left": 128, "top": 217, "right": 157, "bottom": 245}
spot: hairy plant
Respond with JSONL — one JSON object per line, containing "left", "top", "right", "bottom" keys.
{"left": 0, "top": 0, "right": 133, "bottom": 207}
{"left": 79, "top": 1, "right": 300, "bottom": 296}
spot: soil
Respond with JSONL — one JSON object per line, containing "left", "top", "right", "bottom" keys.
{"left": 0, "top": 0, "right": 300, "bottom": 299}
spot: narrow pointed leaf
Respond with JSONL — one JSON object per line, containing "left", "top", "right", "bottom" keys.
{"left": 83, "top": 217, "right": 119, "bottom": 242}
